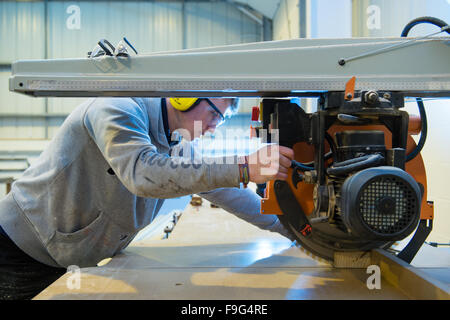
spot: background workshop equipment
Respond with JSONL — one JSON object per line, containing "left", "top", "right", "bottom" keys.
{"left": 2, "top": 0, "right": 450, "bottom": 300}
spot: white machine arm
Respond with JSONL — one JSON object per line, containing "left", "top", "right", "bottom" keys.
{"left": 9, "top": 37, "right": 450, "bottom": 98}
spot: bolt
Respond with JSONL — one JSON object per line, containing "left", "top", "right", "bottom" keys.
{"left": 365, "top": 91, "right": 379, "bottom": 104}
{"left": 346, "top": 93, "right": 353, "bottom": 100}
{"left": 338, "top": 58, "right": 346, "bottom": 66}
{"left": 383, "top": 92, "right": 391, "bottom": 99}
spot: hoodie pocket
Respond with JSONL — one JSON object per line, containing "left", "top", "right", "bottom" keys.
{"left": 46, "top": 211, "right": 124, "bottom": 268}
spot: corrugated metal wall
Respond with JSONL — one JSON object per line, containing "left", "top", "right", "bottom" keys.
{"left": 0, "top": 1, "right": 47, "bottom": 140}
{"left": 0, "top": 0, "right": 266, "bottom": 60}
{"left": 0, "top": 1, "right": 46, "bottom": 63}
{"left": 0, "top": 0, "right": 264, "bottom": 140}
{"left": 272, "top": 0, "right": 300, "bottom": 40}
{"left": 0, "top": 0, "right": 266, "bottom": 194}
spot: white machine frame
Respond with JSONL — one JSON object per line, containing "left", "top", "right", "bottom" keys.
{"left": 9, "top": 37, "right": 450, "bottom": 98}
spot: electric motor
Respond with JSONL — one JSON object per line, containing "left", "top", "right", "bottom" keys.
{"left": 340, "top": 166, "right": 421, "bottom": 240}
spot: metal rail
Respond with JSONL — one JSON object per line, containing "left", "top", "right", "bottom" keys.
{"left": 9, "top": 37, "right": 450, "bottom": 98}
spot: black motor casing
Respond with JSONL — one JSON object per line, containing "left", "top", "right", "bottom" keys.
{"left": 335, "top": 130, "right": 386, "bottom": 162}
{"left": 340, "top": 166, "right": 421, "bottom": 241}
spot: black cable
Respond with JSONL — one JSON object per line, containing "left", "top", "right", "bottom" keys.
{"left": 326, "top": 154, "right": 385, "bottom": 176}
{"left": 400, "top": 16, "right": 450, "bottom": 37}
{"left": 406, "top": 97, "right": 427, "bottom": 162}
{"left": 292, "top": 132, "right": 337, "bottom": 171}
{"left": 425, "top": 242, "right": 450, "bottom": 247}
{"left": 325, "top": 132, "right": 338, "bottom": 163}
{"left": 291, "top": 159, "right": 314, "bottom": 171}
{"left": 400, "top": 17, "right": 449, "bottom": 162}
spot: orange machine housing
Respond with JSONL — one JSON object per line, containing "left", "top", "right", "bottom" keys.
{"left": 261, "top": 115, "right": 434, "bottom": 221}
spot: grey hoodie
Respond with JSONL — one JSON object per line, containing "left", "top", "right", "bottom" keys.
{"left": 0, "top": 97, "right": 291, "bottom": 268}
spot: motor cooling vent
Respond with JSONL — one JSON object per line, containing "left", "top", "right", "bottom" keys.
{"left": 341, "top": 167, "right": 421, "bottom": 240}
{"left": 358, "top": 176, "right": 418, "bottom": 235}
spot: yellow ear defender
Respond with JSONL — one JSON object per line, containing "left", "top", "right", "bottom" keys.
{"left": 169, "top": 98, "right": 199, "bottom": 111}
{"left": 169, "top": 97, "right": 226, "bottom": 122}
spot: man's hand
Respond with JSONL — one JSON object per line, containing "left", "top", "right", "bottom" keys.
{"left": 247, "top": 145, "right": 294, "bottom": 184}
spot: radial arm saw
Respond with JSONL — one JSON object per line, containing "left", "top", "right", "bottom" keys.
{"left": 9, "top": 17, "right": 450, "bottom": 263}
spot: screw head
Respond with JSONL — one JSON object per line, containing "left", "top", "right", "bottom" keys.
{"left": 365, "top": 91, "right": 379, "bottom": 103}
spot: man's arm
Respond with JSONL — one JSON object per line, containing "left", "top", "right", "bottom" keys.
{"left": 171, "top": 134, "right": 295, "bottom": 240}
{"left": 198, "top": 187, "right": 295, "bottom": 241}
{"left": 83, "top": 98, "right": 241, "bottom": 198}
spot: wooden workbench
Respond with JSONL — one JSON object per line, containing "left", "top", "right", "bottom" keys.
{"left": 34, "top": 198, "right": 449, "bottom": 300}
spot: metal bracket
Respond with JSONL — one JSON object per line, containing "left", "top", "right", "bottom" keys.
{"left": 397, "top": 219, "right": 433, "bottom": 264}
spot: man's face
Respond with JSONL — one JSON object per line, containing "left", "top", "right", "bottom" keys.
{"left": 180, "top": 98, "right": 232, "bottom": 139}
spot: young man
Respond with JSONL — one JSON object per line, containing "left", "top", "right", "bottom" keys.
{"left": 0, "top": 97, "right": 294, "bottom": 299}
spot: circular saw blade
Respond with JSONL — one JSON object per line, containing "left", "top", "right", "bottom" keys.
{"left": 279, "top": 215, "right": 394, "bottom": 262}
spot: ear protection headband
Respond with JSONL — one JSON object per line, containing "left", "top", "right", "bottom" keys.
{"left": 169, "top": 98, "right": 225, "bottom": 121}
{"left": 169, "top": 98, "right": 200, "bottom": 111}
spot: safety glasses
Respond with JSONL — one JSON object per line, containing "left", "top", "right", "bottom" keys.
{"left": 189, "top": 98, "right": 226, "bottom": 126}
{"left": 203, "top": 98, "right": 225, "bottom": 124}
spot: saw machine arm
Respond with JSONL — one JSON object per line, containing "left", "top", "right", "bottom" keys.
{"left": 9, "top": 36, "right": 450, "bottom": 98}
{"left": 9, "top": 17, "right": 450, "bottom": 264}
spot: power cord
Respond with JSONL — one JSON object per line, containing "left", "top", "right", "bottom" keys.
{"left": 401, "top": 17, "right": 449, "bottom": 162}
